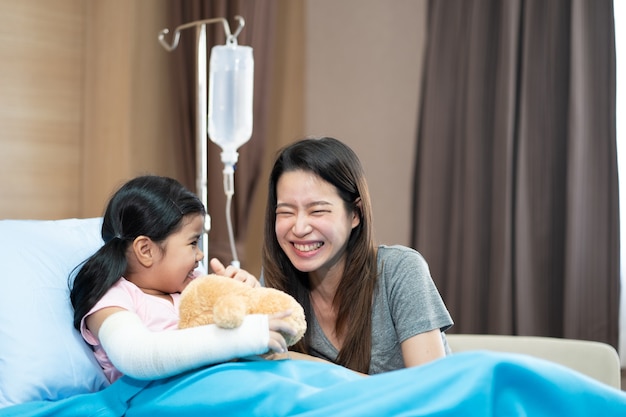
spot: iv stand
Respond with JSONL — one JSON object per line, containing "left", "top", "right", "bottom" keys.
{"left": 158, "top": 17, "right": 245, "bottom": 270}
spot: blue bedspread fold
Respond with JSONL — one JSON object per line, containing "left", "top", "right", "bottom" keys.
{"left": 2, "top": 351, "right": 625, "bottom": 416}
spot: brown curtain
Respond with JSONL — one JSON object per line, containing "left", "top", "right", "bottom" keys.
{"left": 167, "top": 0, "right": 277, "bottom": 264}
{"left": 412, "top": 0, "right": 619, "bottom": 348}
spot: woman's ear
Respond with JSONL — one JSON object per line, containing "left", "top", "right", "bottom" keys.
{"left": 352, "top": 198, "right": 362, "bottom": 229}
{"left": 132, "top": 236, "right": 156, "bottom": 267}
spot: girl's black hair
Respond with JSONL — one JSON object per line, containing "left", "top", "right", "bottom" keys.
{"left": 69, "top": 175, "right": 205, "bottom": 330}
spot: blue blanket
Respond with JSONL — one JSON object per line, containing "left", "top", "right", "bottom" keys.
{"left": 2, "top": 351, "right": 625, "bottom": 416}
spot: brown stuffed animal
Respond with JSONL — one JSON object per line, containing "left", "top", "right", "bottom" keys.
{"left": 178, "top": 274, "right": 306, "bottom": 347}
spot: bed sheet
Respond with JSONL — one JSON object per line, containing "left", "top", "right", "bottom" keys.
{"left": 1, "top": 351, "right": 625, "bottom": 417}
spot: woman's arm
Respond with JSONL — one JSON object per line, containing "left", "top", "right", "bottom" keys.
{"left": 267, "top": 351, "right": 368, "bottom": 376}
{"left": 266, "top": 351, "right": 333, "bottom": 363}
{"left": 400, "top": 328, "right": 447, "bottom": 367}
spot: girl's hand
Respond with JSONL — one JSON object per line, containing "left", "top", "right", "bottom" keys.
{"left": 267, "top": 310, "right": 296, "bottom": 353}
{"left": 209, "top": 258, "right": 260, "bottom": 288}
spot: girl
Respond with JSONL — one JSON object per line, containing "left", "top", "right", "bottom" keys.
{"left": 262, "top": 137, "right": 453, "bottom": 375}
{"left": 70, "top": 175, "right": 295, "bottom": 383}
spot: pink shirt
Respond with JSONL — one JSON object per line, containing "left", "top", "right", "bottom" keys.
{"left": 80, "top": 277, "right": 181, "bottom": 382}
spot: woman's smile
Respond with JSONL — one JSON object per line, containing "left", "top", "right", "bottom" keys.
{"left": 292, "top": 241, "right": 324, "bottom": 253}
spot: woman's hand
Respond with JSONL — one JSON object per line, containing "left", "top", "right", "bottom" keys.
{"left": 210, "top": 258, "right": 260, "bottom": 288}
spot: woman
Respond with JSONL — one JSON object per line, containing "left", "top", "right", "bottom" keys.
{"left": 262, "top": 137, "right": 453, "bottom": 374}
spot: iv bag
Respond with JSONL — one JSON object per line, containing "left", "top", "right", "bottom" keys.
{"left": 208, "top": 44, "right": 254, "bottom": 166}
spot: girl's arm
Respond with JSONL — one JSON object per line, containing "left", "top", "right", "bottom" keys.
{"left": 400, "top": 328, "right": 447, "bottom": 367}
{"left": 86, "top": 307, "right": 294, "bottom": 380}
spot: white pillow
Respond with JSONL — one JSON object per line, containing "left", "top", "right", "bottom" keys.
{"left": 0, "top": 218, "right": 109, "bottom": 408}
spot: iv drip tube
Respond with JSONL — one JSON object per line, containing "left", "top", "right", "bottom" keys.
{"left": 222, "top": 165, "right": 238, "bottom": 268}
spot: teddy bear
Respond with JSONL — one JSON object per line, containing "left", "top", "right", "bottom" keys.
{"left": 178, "top": 274, "right": 307, "bottom": 347}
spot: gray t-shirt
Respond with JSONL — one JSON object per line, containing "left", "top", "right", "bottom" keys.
{"left": 309, "top": 245, "right": 453, "bottom": 374}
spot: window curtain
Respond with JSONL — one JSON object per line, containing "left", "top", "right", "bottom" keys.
{"left": 412, "top": 0, "right": 619, "bottom": 348}
{"left": 167, "top": 0, "right": 277, "bottom": 264}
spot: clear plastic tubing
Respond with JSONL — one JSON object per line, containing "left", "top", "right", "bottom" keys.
{"left": 208, "top": 43, "right": 254, "bottom": 169}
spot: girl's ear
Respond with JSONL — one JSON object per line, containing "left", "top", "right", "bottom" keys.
{"left": 132, "top": 236, "right": 156, "bottom": 267}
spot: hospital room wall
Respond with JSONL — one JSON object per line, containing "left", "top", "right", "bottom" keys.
{"left": 0, "top": 0, "right": 180, "bottom": 220}
{"left": 0, "top": 0, "right": 426, "bottom": 254}
{"left": 304, "top": 0, "right": 427, "bottom": 247}
{"left": 0, "top": 1, "right": 85, "bottom": 219}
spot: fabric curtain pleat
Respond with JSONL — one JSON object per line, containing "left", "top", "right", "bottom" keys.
{"left": 412, "top": 0, "right": 619, "bottom": 348}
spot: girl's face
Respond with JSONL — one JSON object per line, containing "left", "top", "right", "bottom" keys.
{"left": 150, "top": 213, "right": 204, "bottom": 294}
{"left": 275, "top": 170, "right": 360, "bottom": 280}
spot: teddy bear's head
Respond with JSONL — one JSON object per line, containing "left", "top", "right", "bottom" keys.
{"left": 178, "top": 274, "right": 306, "bottom": 347}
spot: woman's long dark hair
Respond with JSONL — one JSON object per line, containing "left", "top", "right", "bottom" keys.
{"left": 70, "top": 175, "right": 205, "bottom": 330}
{"left": 262, "top": 137, "right": 378, "bottom": 373}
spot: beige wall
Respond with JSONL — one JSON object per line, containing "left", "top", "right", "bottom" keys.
{"left": 305, "top": 0, "right": 427, "bottom": 247}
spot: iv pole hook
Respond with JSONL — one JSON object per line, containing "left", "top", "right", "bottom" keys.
{"left": 158, "top": 15, "right": 245, "bottom": 52}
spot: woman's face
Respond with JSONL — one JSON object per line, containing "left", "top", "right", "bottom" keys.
{"left": 275, "top": 170, "right": 360, "bottom": 280}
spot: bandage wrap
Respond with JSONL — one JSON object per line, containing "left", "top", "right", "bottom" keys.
{"left": 97, "top": 310, "right": 269, "bottom": 379}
